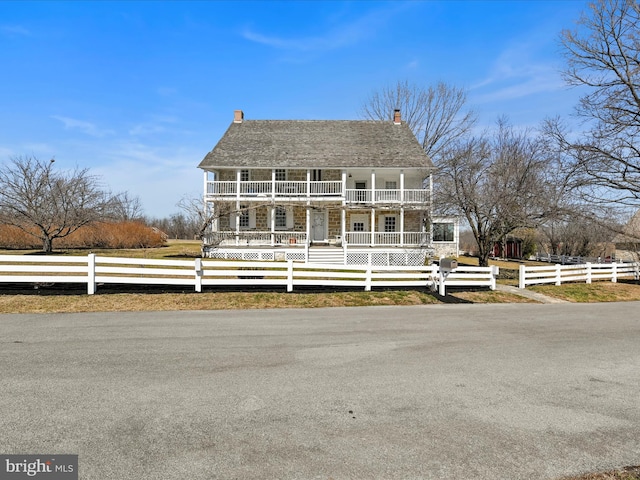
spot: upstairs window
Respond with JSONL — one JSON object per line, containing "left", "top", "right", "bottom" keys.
{"left": 312, "top": 169, "right": 322, "bottom": 181}
{"left": 275, "top": 169, "right": 286, "bottom": 181}
{"left": 240, "top": 169, "right": 250, "bottom": 182}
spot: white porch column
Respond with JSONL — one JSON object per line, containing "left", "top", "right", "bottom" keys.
{"left": 341, "top": 208, "right": 346, "bottom": 243}
{"left": 306, "top": 207, "right": 311, "bottom": 245}
{"left": 235, "top": 170, "right": 241, "bottom": 245}
{"left": 270, "top": 204, "right": 275, "bottom": 246}
{"left": 400, "top": 206, "right": 405, "bottom": 246}
{"left": 307, "top": 169, "right": 311, "bottom": 199}
{"left": 371, "top": 208, "right": 375, "bottom": 246}
{"left": 399, "top": 170, "right": 405, "bottom": 204}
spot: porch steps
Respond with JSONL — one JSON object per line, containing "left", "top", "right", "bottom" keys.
{"left": 307, "top": 248, "right": 345, "bottom": 265}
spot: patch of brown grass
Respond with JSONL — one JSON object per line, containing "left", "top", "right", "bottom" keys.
{"left": 450, "top": 290, "right": 537, "bottom": 303}
{"left": 530, "top": 281, "right": 640, "bottom": 303}
{"left": 0, "top": 289, "right": 445, "bottom": 314}
{"left": 560, "top": 466, "right": 640, "bottom": 480}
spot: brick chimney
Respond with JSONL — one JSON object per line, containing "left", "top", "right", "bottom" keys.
{"left": 234, "top": 110, "right": 244, "bottom": 123}
{"left": 393, "top": 109, "right": 401, "bottom": 125}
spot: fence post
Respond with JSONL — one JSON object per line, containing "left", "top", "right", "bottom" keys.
{"left": 490, "top": 265, "right": 498, "bottom": 290}
{"left": 585, "top": 262, "right": 592, "bottom": 284}
{"left": 287, "top": 260, "right": 294, "bottom": 292}
{"left": 438, "top": 268, "right": 446, "bottom": 296}
{"left": 612, "top": 262, "right": 618, "bottom": 283}
{"left": 87, "top": 253, "right": 96, "bottom": 295}
{"left": 555, "top": 264, "right": 562, "bottom": 286}
{"left": 365, "top": 265, "right": 372, "bottom": 291}
{"left": 194, "top": 258, "right": 203, "bottom": 293}
{"left": 518, "top": 264, "right": 525, "bottom": 289}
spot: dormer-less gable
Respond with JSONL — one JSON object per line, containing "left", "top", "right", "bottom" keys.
{"left": 198, "top": 110, "right": 434, "bottom": 170}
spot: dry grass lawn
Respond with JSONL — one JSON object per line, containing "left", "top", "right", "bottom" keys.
{"left": 562, "top": 466, "right": 640, "bottom": 480}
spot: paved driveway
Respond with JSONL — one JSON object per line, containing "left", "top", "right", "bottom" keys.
{"left": 1, "top": 303, "right": 639, "bottom": 479}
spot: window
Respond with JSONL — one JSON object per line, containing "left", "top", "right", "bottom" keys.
{"left": 353, "top": 222, "right": 365, "bottom": 232}
{"left": 275, "top": 206, "right": 287, "bottom": 229}
{"left": 385, "top": 181, "right": 397, "bottom": 189}
{"left": 433, "top": 223, "right": 454, "bottom": 242}
{"left": 384, "top": 216, "right": 396, "bottom": 232}
{"left": 240, "top": 170, "right": 249, "bottom": 181}
{"left": 312, "top": 169, "right": 322, "bottom": 181}
{"left": 275, "top": 169, "right": 286, "bottom": 181}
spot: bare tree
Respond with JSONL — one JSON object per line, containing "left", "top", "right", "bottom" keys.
{"left": 360, "top": 80, "right": 477, "bottom": 161}
{"left": 555, "top": 0, "right": 640, "bottom": 206}
{"left": 109, "top": 191, "right": 144, "bottom": 221}
{"left": 436, "top": 119, "right": 559, "bottom": 266}
{"left": 0, "top": 156, "right": 113, "bottom": 252}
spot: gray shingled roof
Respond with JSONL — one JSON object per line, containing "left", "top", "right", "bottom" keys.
{"left": 198, "top": 119, "right": 434, "bottom": 170}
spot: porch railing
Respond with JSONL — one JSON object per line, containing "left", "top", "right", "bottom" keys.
{"left": 203, "top": 231, "right": 307, "bottom": 246}
{"left": 344, "top": 231, "right": 429, "bottom": 246}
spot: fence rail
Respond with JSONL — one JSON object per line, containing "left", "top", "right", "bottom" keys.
{"left": 0, "top": 254, "right": 498, "bottom": 295}
{"left": 519, "top": 262, "right": 640, "bottom": 288}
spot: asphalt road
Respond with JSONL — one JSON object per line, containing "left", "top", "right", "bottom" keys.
{"left": 1, "top": 303, "right": 639, "bottom": 480}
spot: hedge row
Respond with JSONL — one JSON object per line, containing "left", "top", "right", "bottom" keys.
{"left": 0, "top": 222, "right": 166, "bottom": 250}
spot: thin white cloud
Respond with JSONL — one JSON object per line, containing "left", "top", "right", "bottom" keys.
{"left": 0, "top": 24, "right": 30, "bottom": 36}
{"left": 51, "top": 115, "right": 114, "bottom": 137}
{"left": 128, "top": 115, "right": 182, "bottom": 136}
{"left": 471, "top": 40, "right": 565, "bottom": 104}
{"left": 241, "top": 4, "right": 401, "bottom": 53}
{"left": 406, "top": 60, "right": 419, "bottom": 70}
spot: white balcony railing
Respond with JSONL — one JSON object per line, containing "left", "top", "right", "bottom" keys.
{"left": 345, "top": 189, "right": 429, "bottom": 204}
{"left": 206, "top": 182, "right": 429, "bottom": 204}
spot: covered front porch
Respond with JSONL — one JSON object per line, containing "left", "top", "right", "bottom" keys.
{"left": 202, "top": 230, "right": 429, "bottom": 247}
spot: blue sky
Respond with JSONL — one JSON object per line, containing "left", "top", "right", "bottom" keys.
{"left": 0, "top": 1, "right": 588, "bottom": 218}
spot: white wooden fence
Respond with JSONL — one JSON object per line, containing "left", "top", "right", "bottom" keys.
{"left": 519, "top": 262, "right": 640, "bottom": 288}
{"left": 0, "top": 254, "right": 498, "bottom": 295}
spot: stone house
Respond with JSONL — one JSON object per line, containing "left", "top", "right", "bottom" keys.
{"left": 197, "top": 110, "right": 458, "bottom": 265}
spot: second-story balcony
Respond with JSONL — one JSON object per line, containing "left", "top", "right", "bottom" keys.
{"left": 205, "top": 181, "right": 429, "bottom": 205}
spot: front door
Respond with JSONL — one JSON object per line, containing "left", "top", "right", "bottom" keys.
{"left": 312, "top": 210, "right": 326, "bottom": 242}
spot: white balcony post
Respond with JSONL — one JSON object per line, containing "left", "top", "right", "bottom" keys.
{"left": 371, "top": 170, "right": 376, "bottom": 204}
{"left": 342, "top": 170, "right": 347, "bottom": 205}
{"left": 400, "top": 170, "right": 404, "bottom": 204}
{"left": 307, "top": 169, "right": 311, "bottom": 199}
{"left": 271, "top": 169, "right": 276, "bottom": 199}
